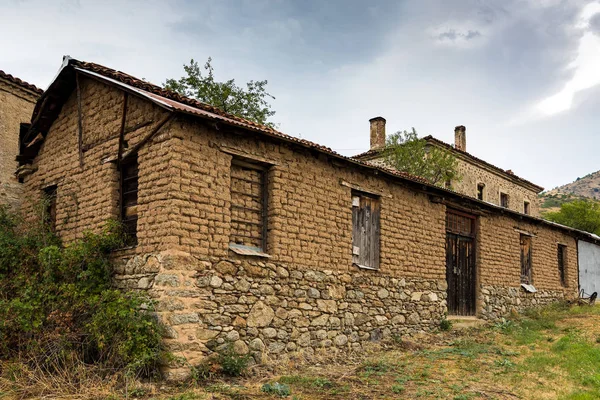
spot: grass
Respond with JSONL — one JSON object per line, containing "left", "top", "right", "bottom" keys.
{"left": 2, "top": 302, "right": 600, "bottom": 399}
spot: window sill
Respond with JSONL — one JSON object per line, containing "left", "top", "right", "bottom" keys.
{"left": 521, "top": 283, "right": 537, "bottom": 293}
{"left": 228, "top": 243, "right": 271, "bottom": 258}
{"left": 354, "top": 263, "right": 379, "bottom": 271}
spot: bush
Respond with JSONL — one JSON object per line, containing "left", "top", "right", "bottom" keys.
{"left": 0, "top": 206, "right": 164, "bottom": 377}
{"left": 440, "top": 319, "right": 452, "bottom": 331}
{"left": 217, "top": 345, "right": 250, "bottom": 377}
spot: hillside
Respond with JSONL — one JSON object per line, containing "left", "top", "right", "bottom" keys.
{"left": 540, "top": 170, "right": 600, "bottom": 213}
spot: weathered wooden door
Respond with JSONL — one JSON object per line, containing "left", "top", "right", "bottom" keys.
{"left": 352, "top": 192, "right": 381, "bottom": 270}
{"left": 446, "top": 210, "right": 476, "bottom": 316}
{"left": 520, "top": 235, "right": 532, "bottom": 284}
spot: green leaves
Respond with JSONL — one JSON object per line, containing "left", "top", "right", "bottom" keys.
{"left": 382, "top": 128, "right": 461, "bottom": 186}
{"left": 544, "top": 199, "right": 600, "bottom": 234}
{"left": 165, "top": 57, "right": 277, "bottom": 127}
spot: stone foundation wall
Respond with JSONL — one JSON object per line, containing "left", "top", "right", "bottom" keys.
{"left": 479, "top": 285, "right": 566, "bottom": 320}
{"left": 113, "top": 250, "right": 447, "bottom": 379}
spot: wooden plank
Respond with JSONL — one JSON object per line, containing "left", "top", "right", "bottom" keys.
{"left": 75, "top": 72, "right": 84, "bottom": 168}
{"left": 122, "top": 113, "right": 173, "bottom": 160}
{"left": 117, "top": 92, "right": 128, "bottom": 170}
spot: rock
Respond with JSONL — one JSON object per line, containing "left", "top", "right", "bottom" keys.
{"left": 170, "top": 313, "right": 199, "bottom": 325}
{"left": 297, "top": 332, "right": 311, "bottom": 347}
{"left": 407, "top": 312, "right": 420, "bottom": 324}
{"left": 286, "top": 342, "right": 297, "bottom": 351}
{"left": 226, "top": 331, "right": 240, "bottom": 342}
{"left": 334, "top": 334, "right": 348, "bottom": 346}
{"left": 277, "top": 266, "right": 289, "bottom": 278}
{"left": 244, "top": 264, "right": 269, "bottom": 277}
{"left": 308, "top": 288, "right": 321, "bottom": 298}
{"left": 311, "top": 314, "right": 329, "bottom": 326}
{"left": 155, "top": 274, "right": 180, "bottom": 287}
{"left": 249, "top": 338, "right": 265, "bottom": 351}
{"left": 262, "top": 327, "right": 277, "bottom": 338}
{"left": 214, "top": 261, "right": 237, "bottom": 275}
{"left": 317, "top": 299, "right": 337, "bottom": 313}
{"left": 197, "top": 328, "right": 219, "bottom": 340}
{"left": 268, "top": 342, "right": 286, "bottom": 354}
{"left": 209, "top": 275, "right": 223, "bottom": 288}
{"left": 233, "top": 340, "right": 249, "bottom": 355}
{"left": 328, "top": 285, "right": 346, "bottom": 299}
{"left": 232, "top": 316, "right": 246, "bottom": 327}
{"left": 234, "top": 279, "right": 251, "bottom": 292}
{"left": 275, "top": 307, "right": 289, "bottom": 319}
{"left": 315, "top": 330, "right": 327, "bottom": 339}
{"left": 411, "top": 292, "right": 423, "bottom": 301}
{"left": 391, "top": 314, "right": 406, "bottom": 324}
{"left": 138, "top": 277, "right": 153, "bottom": 289}
{"left": 374, "top": 315, "right": 388, "bottom": 325}
{"left": 247, "top": 301, "right": 275, "bottom": 327}
{"left": 377, "top": 288, "right": 390, "bottom": 299}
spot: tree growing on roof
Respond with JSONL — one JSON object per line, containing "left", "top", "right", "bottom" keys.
{"left": 383, "top": 128, "right": 461, "bottom": 187}
{"left": 544, "top": 199, "right": 600, "bottom": 234}
{"left": 164, "top": 57, "right": 276, "bottom": 127}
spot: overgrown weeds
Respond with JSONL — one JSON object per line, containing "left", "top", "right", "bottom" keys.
{"left": 0, "top": 205, "right": 165, "bottom": 397}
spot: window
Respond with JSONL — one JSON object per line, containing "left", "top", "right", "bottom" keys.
{"left": 558, "top": 244, "right": 567, "bottom": 286}
{"left": 477, "top": 183, "right": 485, "bottom": 201}
{"left": 43, "top": 185, "right": 57, "bottom": 232}
{"left": 524, "top": 201, "right": 530, "bottom": 215}
{"left": 352, "top": 191, "right": 380, "bottom": 270}
{"left": 500, "top": 192, "right": 509, "bottom": 208}
{"left": 120, "top": 156, "right": 138, "bottom": 246}
{"left": 520, "top": 234, "right": 532, "bottom": 284}
{"left": 229, "top": 159, "right": 267, "bottom": 252}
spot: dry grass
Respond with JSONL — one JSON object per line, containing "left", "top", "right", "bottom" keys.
{"left": 3, "top": 304, "right": 600, "bottom": 399}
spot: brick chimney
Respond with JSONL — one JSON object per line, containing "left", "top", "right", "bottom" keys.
{"left": 370, "top": 117, "right": 386, "bottom": 150}
{"left": 454, "top": 125, "right": 466, "bottom": 152}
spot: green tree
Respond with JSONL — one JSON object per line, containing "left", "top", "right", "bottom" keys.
{"left": 544, "top": 199, "right": 600, "bottom": 234}
{"left": 165, "top": 57, "right": 276, "bottom": 127}
{"left": 383, "top": 128, "right": 461, "bottom": 186}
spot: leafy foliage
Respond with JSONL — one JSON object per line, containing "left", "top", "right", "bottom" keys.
{"left": 382, "top": 128, "right": 461, "bottom": 186}
{"left": 165, "top": 57, "right": 276, "bottom": 127}
{"left": 0, "top": 206, "right": 164, "bottom": 376}
{"left": 543, "top": 199, "right": 600, "bottom": 234}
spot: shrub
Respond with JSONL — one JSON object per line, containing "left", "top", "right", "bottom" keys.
{"left": 217, "top": 345, "right": 250, "bottom": 377}
{"left": 261, "top": 382, "right": 291, "bottom": 397}
{"left": 0, "top": 206, "right": 164, "bottom": 377}
{"left": 440, "top": 319, "right": 452, "bottom": 331}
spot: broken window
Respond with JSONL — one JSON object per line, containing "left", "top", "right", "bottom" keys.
{"left": 477, "top": 183, "right": 485, "bottom": 200}
{"left": 558, "top": 244, "right": 567, "bottom": 286}
{"left": 43, "top": 185, "right": 57, "bottom": 232}
{"left": 524, "top": 201, "right": 530, "bottom": 215}
{"left": 520, "top": 234, "right": 532, "bottom": 284}
{"left": 500, "top": 192, "right": 509, "bottom": 208}
{"left": 352, "top": 191, "right": 380, "bottom": 270}
{"left": 229, "top": 159, "right": 267, "bottom": 252}
{"left": 120, "top": 156, "right": 138, "bottom": 246}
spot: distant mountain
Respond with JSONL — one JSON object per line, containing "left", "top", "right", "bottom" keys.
{"left": 540, "top": 170, "right": 600, "bottom": 213}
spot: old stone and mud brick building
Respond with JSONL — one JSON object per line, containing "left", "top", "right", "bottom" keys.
{"left": 355, "top": 118, "right": 544, "bottom": 216}
{"left": 16, "top": 57, "right": 596, "bottom": 378}
{"left": 0, "top": 70, "right": 42, "bottom": 208}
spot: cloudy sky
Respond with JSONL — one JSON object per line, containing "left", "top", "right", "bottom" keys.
{"left": 2, "top": 0, "right": 600, "bottom": 190}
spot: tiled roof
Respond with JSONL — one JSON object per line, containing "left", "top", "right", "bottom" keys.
{"left": 0, "top": 70, "right": 43, "bottom": 95}
{"left": 353, "top": 136, "right": 543, "bottom": 192}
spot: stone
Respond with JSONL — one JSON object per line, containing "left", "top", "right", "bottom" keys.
{"left": 407, "top": 312, "right": 420, "bottom": 324}
{"left": 262, "top": 327, "right": 277, "bottom": 338}
{"left": 249, "top": 338, "right": 265, "bottom": 351}
{"left": 311, "top": 314, "right": 329, "bottom": 326}
{"left": 328, "top": 285, "right": 346, "bottom": 299}
{"left": 232, "top": 316, "right": 246, "bottom": 327}
{"left": 226, "top": 330, "right": 240, "bottom": 342}
{"left": 155, "top": 274, "right": 180, "bottom": 287}
{"left": 247, "top": 301, "right": 275, "bottom": 327}
{"left": 268, "top": 342, "right": 286, "bottom": 354}
{"left": 235, "top": 279, "right": 251, "bottom": 292}
{"left": 276, "top": 266, "right": 289, "bottom": 278}
{"left": 138, "top": 277, "right": 153, "bottom": 289}
{"left": 374, "top": 315, "right": 388, "bottom": 325}
{"left": 197, "top": 328, "right": 219, "bottom": 340}
{"left": 391, "top": 314, "right": 406, "bottom": 324}
{"left": 308, "top": 288, "right": 321, "bottom": 298}
{"left": 214, "top": 260, "right": 237, "bottom": 275}
{"left": 209, "top": 275, "right": 223, "bottom": 288}
{"left": 411, "top": 292, "right": 423, "bottom": 301}
{"left": 297, "top": 332, "right": 311, "bottom": 347}
{"left": 275, "top": 307, "right": 289, "bottom": 319}
{"left": 377, "top": 288, "right": 390, "bottom": 299}
{"left": 170, "top": 313, "right": 199, "bottom": 325}
{"left": 233, "top": 340, "right": 249, "bottom": 355}
{"left": 334, "top": 334, "right": 348, "bottom": 346}
{"left": 317, "top": 299, "right": 337, "bottom": 313}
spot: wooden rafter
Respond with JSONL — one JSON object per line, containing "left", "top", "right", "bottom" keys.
{"left": 75, "top": 72, "right": 84, "bottom": 168}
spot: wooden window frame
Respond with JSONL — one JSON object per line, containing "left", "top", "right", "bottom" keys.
{"left": 500, "top": 192, "right": 509, "bottom": 208}
{"left": 120, "top": 155, "right": 138, "bottom": 247}
{"left": 520, "top": 234, "right": 532, "bottom": 284}
{"left": 43, "top": 185, "right": 58, "bottom": 232}
{"left": 558, "top": 244, "right": 567, "bottom": 287}
{"left": 524, "top": 201, "right": 530, "bottom": 215}
{"left": 476, "top": 183, "right": 485, "bottom": 201}
{"left": 352, "top": 190, "right": 381, "bottom": 270}
{"left": 229, "top": 158, "right": 269, "bottom": 254}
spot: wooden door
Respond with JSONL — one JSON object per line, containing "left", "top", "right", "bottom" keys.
{"left": 520, "top": 235, "right": 532, "bottom": 284}
{"left": 446, "top": 210, "right": 476, "bottom": 316}
{"left": 352, "top": 193, "right": 381, "bottom": 269}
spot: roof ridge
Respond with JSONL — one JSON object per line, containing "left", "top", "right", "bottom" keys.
{"left": 0, "top": 70, "right": 43, "bottom": 95}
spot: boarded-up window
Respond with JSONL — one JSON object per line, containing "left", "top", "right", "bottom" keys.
{"left": 477, "top": 183, "right": 485, "bottom": 200}
{"left": 500, "top": 192, "right": 509, "bottom": 208}
{"left": 520, "top": 234, "right": 532, "bottom": 284}
{"left": 524, "top": 201, "right": 530, "bottom": 215}
{"left": 352, "top": 192, "right": 380, "bottom": 269}
{"left": 230, "top": 159, "right": 267, "bottom": 251}
{"left": 558, "top": 244, "right": 567, "bottom": 286}
{"left": 120, "top": 157, "right": 138, "bottom": 246}
{"left": 43, "top": 185, "right": 57, "bottom": 232}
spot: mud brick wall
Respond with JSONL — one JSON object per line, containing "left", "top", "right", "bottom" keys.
{"left": 21, "top": 76, "right": 580, "bottom": 378}
{"left": 0, "top": 77, "right": 39, "bottom": 209}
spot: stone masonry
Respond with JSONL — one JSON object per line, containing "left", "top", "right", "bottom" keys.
{"left": 18, "top": 60, "right": 582, "bottom": 378}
